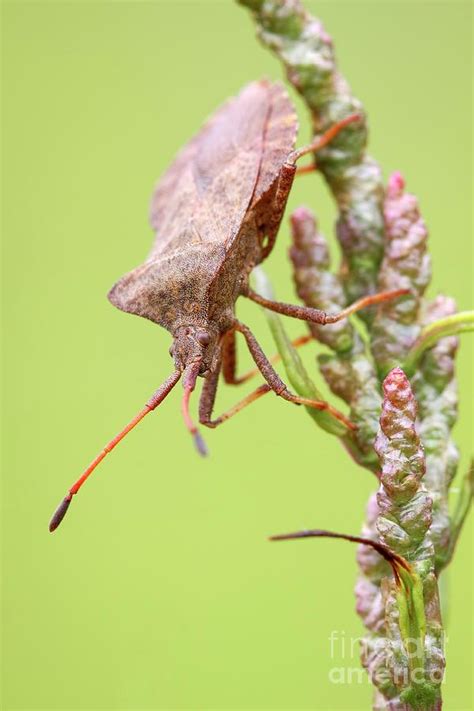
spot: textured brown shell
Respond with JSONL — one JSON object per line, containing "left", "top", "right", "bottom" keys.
{"left": 108, "top": 80, "right": 298, "bottom": 333}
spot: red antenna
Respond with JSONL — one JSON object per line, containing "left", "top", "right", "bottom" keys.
{"left": 49, "top": 369, "right": 185, "bottom": 532}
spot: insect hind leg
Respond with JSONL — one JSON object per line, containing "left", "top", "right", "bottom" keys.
{"left": 288, "top": 113, "right": 361, "bottom": 165}
{"left": 257, "top": 116, "right": 360, "bottom": 261}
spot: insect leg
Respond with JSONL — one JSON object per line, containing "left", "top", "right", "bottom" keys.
{"left": 233, "top": 321, "right": 355, "bottom": 430}
{"left": 199, "top": 328, "right": 352, "bottom": 430}
{"left": 295, "top": 164, "right": 317, "bottom": 176}
{"left": 245, "top": 288, "right": 410, "bottom": 325}
{"left": 259, "top": 116, "right": 361, "bottom": 261}
{"left": 198, "top": 354, "right": 221, "bottom": 420}
{"left": 198, "top": 348, "right": 271, "bottom": 428}
{"left": 221, "top": 330, "right": 243, "bottom": 384}
{"left": 199, "top": 375, "right": 272, "bottom": 429}
{"left": 221, "top": 329, "right": 313, "bottom": 386}
{"left": 288, "top": 113, "right": 361, "bottom": 164}
{"left": 201, "top": 384, "right": 272, "bottom": 428}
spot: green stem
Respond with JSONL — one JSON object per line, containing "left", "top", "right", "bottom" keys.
{"left": 404, "top": 311, "right": 474, "bottom": 376}
{"left": 445, "top": 460, "right": 474, "bottom": 565}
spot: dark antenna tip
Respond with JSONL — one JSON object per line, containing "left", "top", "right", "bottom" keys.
{"left": 49, "top": 494, "right": 72, "bottom": 532}
{"left": 193, "top": 430, "right": 209, "bottom": 457}
{"left": 269, "top": 530, "right": 312, "bottom": 541}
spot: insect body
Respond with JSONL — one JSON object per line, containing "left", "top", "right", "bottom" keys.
{"left": 110, "top": 81, "right": 298, "bottom": 385}
{"left": 49, "top": 80, "right": 406, "bottom": 531}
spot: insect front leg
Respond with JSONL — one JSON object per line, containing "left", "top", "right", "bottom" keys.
{"left": 233, "top": 321, "right": 355, "bottom": 430}
{"left": 221, "top": 329, "right": 313, "bottom": 386}
{"left": 198, "top": 348, "right": 271, "bottom": 428}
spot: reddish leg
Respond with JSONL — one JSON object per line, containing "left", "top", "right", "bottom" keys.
{"left": 198, "top": 349, "right": 271, "bottom": 428}
{"left": 203, "top": 383, "right": 272, "bottom": 427}
{"left": 221, "top": 329, "right": 313, "bottom": 386}
{"left": 295, "top": 163, "right": 317, "bottom": 176}
{"left": 233, "top": 321, "right": 355, "bottom": 430}
{"left": 259, "top": 114, "right": 361, "bottom": 261}
{"left": 199, "top": 328, "right": 352, "bottom": 431}
{"left": 220, "top": 330, "right": 242, "bottom": 384}
{"left": 245, "top": 288, "right": 410, "bottom": 325}
{"left": 288, "top": 113, "right": 361, "bottom": 164}
{"left": 199, "top": 371, "right": 271, "bottom": 428}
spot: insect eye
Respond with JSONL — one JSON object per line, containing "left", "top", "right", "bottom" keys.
{"left": 196, "top": 332, "right": 210, "bottom": 347}
{"left": 168, "top": 345, "right": 174, "bottom": 357}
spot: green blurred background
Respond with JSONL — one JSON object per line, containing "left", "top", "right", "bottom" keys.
{"left": 2, "top": 1, "right": 472, "bottom": 709}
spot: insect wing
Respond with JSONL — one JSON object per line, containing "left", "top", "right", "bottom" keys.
{"left": 252, "top": 82, "right": 298, "bottom": 203}
{"left": 148, "top": 81, "right": 273, "bottom": 260}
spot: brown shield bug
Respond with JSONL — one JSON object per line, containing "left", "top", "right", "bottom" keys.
{"left": 49, "top": 80, "right": 407, "bottom": 531}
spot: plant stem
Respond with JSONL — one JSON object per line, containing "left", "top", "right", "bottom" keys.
{"left": 404, "top": 311, "right": 474, "bottom": 376}
{"left": 444, "top": 460, "right": 474, "bottom": 565}
{"left": 238, "top": 0, "right": 386, "bottom": 315}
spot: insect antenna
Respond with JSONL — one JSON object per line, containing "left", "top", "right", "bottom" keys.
{"left": 49, "top": 369, "right": 182, "bottom": 532}
{"left": 181, "top": 362, "right": 208, "bottom": 457}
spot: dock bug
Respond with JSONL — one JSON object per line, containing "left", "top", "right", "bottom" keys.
{"left": 49, "top": 80, "right": 407, "bottom": 531}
